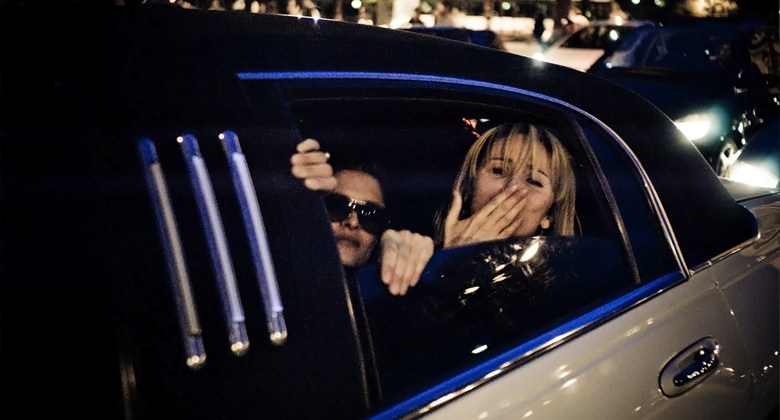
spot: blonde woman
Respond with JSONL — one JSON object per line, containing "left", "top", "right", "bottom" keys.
{"left": 437, "top": 122, "right": 576, "bottom": 249}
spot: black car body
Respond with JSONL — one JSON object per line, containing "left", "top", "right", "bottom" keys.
{"left": 402, "top": 26, "right": 505, "bottom": 50}
{"left": 1, "top": 5, "right": 777, "bottom": 420}
{"left": 589, "top": 19, "right": 780, "bottom": 174}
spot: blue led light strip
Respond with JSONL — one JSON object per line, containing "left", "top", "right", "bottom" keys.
{"left": 179, "top": 134, "right": 250, "bottom": 356}
{"left": 138, "top": 139, "right": 206, "bottom": 369}
{"left": 220, "top": 131, "right": 287, "bottom": 345}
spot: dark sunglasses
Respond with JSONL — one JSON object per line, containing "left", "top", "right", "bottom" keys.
{"left": 323, "top": 193, "right": 389, "bottom": 236}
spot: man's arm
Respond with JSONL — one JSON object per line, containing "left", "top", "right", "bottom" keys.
{"left": 291, "top": 140, "right": 434, "bottom": 296}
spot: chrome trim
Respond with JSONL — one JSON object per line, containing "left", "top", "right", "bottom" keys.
{"left": 368, "top": 270, "right": 686, "bottom": 420}
{"left": 138, "top": 139, "right": 206, "bottom": 369}
{"left": 238, "top": 71, "right": 690, "bottom": 277}
{"left": 690, "top": 235, "right": 759, "bottom": 275}
{"left": 220, "top": 131, "right": 287, "bottom": 345}
{"left": 179, "top": 134, "right": 250, "bottom": 356}
{"left": 568, "top": 115, "right": 641, "bottom": 284}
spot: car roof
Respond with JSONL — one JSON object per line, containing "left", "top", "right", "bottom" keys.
{"left": 0, "top": 3, "right": 757, "bottom": 269}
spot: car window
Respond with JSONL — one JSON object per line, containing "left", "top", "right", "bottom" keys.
{"left": 747, "top": 27, "right": 780, "bottom": 94}
{"left": 604, "top": 27, "right": 742, "bottom": 74}
{"left": 268, "top": 79, "right": 654, "bottom": 405}
{"left": 577, "top": 122, "right": 680, "bottom": 281}
{"left": 559, "top": 25, "right": 637, "bottom": 51}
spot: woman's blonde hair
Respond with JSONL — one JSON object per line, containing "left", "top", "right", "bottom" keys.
{"left": 436, "top": 122, "right": 576, "bottom": 243}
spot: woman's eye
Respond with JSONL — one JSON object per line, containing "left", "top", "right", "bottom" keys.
{"left": 527, "top": 177, "right": 543, "bottom": 187}
{"left": 491, "top": 166, "right": 504, "bottom": 176}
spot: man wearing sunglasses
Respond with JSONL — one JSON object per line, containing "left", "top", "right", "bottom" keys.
{"left": 291, "top": 139, "right": 434, "bottom": 296}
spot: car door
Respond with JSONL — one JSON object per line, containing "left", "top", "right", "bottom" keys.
{"left": 712, "top": 194, "right": 780, "bottom": 420}
{"left": 415, "top": 118, "right": 757, "bottom": 420}
{"left": 93, "top": 82, "right": 373, "bottom": 419}
{"left": 251, "top": 71, "right": 758, "bottom": 420}
{"left": 393, "top": 107, "right": 756, "bottom": 420}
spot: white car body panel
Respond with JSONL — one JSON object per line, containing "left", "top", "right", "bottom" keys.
{"left": 420, "top": 198, "right": 779, "bottom": 420}
{"left": 422, "top": 268, "right": 756, "bottom": 419}
{"left": 714, "top": 198, "right": 780, "bottom": 419}
{"left": 542, "top": 48, "right": 605, "bottom": 72}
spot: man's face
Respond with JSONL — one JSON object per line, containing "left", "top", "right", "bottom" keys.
{"left": 331, "top": 170, "right": 385, "bottom": 267}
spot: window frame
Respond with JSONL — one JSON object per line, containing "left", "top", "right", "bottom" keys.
{"left": 239, "top": 71, "right": 691, "bottom": 419}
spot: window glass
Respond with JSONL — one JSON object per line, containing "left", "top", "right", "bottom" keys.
{"left": 279, "top": 83, "right": 644, "bottom": 404}
{"left": 604, "top": 27, "right": 742, "bottom": 74}
{"left": 559, "top": 25, "right": 638, "bottom": 51}
{"left": 579, "top": 122, "right": 679, "bottom": 281}
{"left": 747, "top": 27, "right": 780, "bottom": 100}
{"left": 748, "top": 27, "right": 780, "bottom": 81}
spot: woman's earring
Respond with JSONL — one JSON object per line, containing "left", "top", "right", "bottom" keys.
{"left": 540, "top": 218, "right": 551, "bottom": 230}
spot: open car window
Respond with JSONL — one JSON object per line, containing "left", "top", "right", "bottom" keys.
{"left": 257, "top": 78, "right": 677, "bottom": 406}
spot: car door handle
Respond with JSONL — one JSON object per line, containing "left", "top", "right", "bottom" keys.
{"left": 139, "top": 139, "right": 207, "bottom": 369}
{"left": 221, "top": 131, "right": 287, "bottom": 346}
{"left": 180, "top": 134, "right": 250, "bottom": 356}
{"left": 659, "top": 337, "right": 720, "bottom": 397}
{"left": 673, "top": 346, "right": 718, "bottom": 386}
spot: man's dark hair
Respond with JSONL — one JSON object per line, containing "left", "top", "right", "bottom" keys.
{"left": 333, "top": 161, "right": 388, "bottom": 201}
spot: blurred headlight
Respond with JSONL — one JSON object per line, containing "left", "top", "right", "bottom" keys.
{"left": 728, "top": 161, "right": 779, "bottom": 189}
{"left": 532, "top": 52, "right": 545, "bottom": 61}
{"left": 674, "top": 113, "right": 714, "bottom": 141}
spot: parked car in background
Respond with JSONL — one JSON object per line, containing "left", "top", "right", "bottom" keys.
{"left": 589, "top": 19, "right": 780, "bottom": 175}
{"left": 1, "top": 4, "right": 778, "bottom": 420}
{"left": 536, "top": 19, "right": 653, "bottom": 71}
{"left": 726, "top": 117, "right": 779, "bottom": 190}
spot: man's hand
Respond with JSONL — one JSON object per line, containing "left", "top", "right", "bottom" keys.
{"left": 290, "top": 139, "right": 337, "bottom": 191}
{"left": 443, "top": 186, "right": 529, "bottom": 249}
{"left": 379, "top": 230, "right": 434, "bottom": 296}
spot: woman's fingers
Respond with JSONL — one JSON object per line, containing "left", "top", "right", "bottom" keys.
{"left": 499, "top": 212, "right": 527, "bottom": 239}
{"left": 466, "top": 187, "right": 524, "bottom": 232}
{"left": 443, "top": 190, "right": 466, "bottom": 248}
{"left": 444, "top": 189, "right": 463, "bottom": 229}
{"left": 479, "top": 185, "right": 526, "bottom": 219}
{"left": 492, "top": 190, "right": 528, "bottom": 233}
{"left": 444, "top": 186, "right": 530, "bottom": 248}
